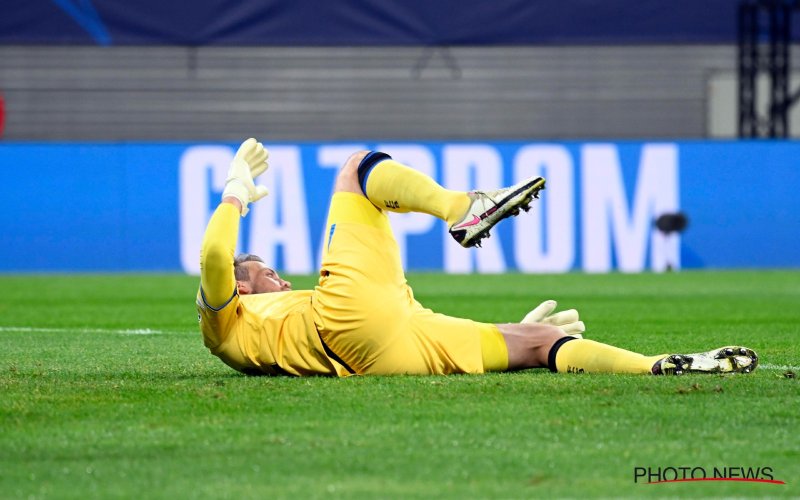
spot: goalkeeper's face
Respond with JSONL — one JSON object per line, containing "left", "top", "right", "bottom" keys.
{"left": 239, "top": 261, "right": 292, "bottom": 294}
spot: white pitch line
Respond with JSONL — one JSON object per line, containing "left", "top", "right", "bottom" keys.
{"left": 760, "top": 363, "right": 800, "bottom": 371}
{"left": 0, "top": 326, "right": 189, "bottom": 335}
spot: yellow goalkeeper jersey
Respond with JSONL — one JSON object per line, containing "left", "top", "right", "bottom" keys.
{"left": 196, "top": 203, "right": 350, "bottom": 377}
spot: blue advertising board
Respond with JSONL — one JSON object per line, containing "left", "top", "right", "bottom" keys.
{"left": 0, "top": 141, "right": 798, "bottom": 273}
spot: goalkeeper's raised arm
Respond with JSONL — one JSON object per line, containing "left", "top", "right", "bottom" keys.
{"left": 197, "top": 139, "right": 272, "bottom": 347}
{"left": 200, "top": 138, "right": 269, "bottom": 305}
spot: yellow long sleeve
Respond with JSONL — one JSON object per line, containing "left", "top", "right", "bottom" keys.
{"left": 199, "top": 203, "right": 240, "bottom": 308}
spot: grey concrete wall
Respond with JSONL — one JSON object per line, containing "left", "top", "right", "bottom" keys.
{"left": 0, "top": 45, "right": 741, "bottom": 141}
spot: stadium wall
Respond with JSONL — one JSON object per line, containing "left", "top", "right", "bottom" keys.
{"left": 1, "top": 140, "right": 797, "bottom": 273}
{"left": 1, "top": 44, "right": 781, "bottom": 141}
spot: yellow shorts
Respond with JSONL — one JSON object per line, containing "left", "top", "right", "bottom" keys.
{"left": 312, "top": 192, "right": 501, "bottom": 375}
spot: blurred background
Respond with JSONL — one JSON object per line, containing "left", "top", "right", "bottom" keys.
{"left": 0, "top": 0, "right": 798, "bottom": 273}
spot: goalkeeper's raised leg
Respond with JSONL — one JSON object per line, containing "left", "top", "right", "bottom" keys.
{"left": 350, "top": 151, "right": 544, "bottom": 248}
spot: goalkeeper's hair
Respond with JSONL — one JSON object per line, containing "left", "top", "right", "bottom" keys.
{"left": 234, "top": 254, "right": 264, "bottom": 282}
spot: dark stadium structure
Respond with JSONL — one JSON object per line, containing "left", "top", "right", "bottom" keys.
{"left": 738, "top": 0, "right": 800, "bottom": 138}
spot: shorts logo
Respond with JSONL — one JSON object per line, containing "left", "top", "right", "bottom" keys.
{"left": 384, "top": 200, "right": 400, "bottom": 209}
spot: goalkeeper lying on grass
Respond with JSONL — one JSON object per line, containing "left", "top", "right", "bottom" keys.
{"left": 196, "top": 138, "right": 758, "bottom": 377}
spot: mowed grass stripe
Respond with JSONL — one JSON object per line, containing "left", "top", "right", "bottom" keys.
{"left": 1, "top": 326, "right": 798, "bottom": 371}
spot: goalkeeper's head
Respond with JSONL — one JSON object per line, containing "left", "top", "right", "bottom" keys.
{"left": 234, "top": 254, "right": 292, "bottom": 294}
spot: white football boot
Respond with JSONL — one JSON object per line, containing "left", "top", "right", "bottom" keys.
{"left": 656, "top": 346, "right": 758, "bottom": 375}
{"left": 449, "top": 176, "right": 545, "bottom": 248}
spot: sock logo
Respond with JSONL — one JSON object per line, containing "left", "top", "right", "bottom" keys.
{"left": 384, "top": 200, "right": 400, "bottom": 209}
{"left": 567, "top": 366, "right": 585, "bottom": 374}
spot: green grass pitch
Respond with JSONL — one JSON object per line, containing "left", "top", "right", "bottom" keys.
{"left": 1, "top": 271, "right": 798, "bottom": 498}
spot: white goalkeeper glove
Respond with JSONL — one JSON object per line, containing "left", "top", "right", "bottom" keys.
{"left": 222, "top": 138, "right": 270, "bottom": 217}
{"left": 522, "top": 300, "right": 585, "bottom": 338}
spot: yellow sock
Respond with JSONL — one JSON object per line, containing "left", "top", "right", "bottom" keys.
{"left": 362, "top": 158, "right": 470, "bottom": 226}
{"left": 553, "top": 339, "right": 666, "bottom": 375}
